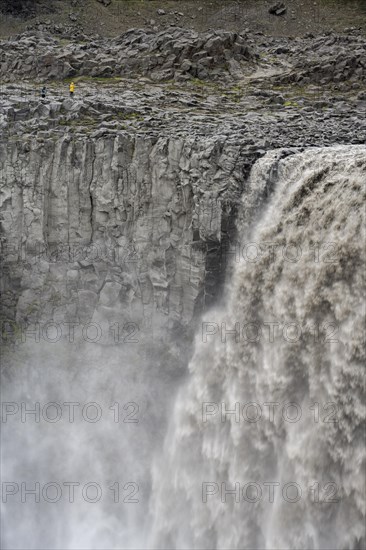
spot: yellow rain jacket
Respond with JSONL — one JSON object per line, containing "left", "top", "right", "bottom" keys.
{"left": 70, "top": 82, "right": 75, "bottom": 93}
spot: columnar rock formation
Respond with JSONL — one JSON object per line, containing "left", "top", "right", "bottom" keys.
{"left": 1, "top": 132, "right": 247, "bottom": 337}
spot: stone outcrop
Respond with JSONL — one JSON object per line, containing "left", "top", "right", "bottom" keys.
{"left": 1, "top": 27, "right": 365, "bottom": 86}
{"left": 272, "top": 34, "right": 366, "bottom": 86}
{"left": 0, "top": 28, "right": 257, "bottom": 83}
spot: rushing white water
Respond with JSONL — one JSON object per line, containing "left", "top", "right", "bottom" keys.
{"left": 1, "top": 146, "right": 365, "bottom": 549}
{"left": 149, "top": 146, "right": 366, "bottom": 550}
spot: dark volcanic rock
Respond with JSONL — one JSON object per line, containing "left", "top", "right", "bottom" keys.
{"left": 0, "top": 0, "right": 35, "bottom": 17}
{"left": 0, "top": 28, "right": 257, "bottom": 82}
{"left": 269, "top": 3, "right": 287, "bottom": 16}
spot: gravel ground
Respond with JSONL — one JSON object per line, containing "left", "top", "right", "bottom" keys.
{"left": 0, "top": 0, "right": 365, "bottom": 39}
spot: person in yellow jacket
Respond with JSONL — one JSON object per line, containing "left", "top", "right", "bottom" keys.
{"left": 69, "top": 82, "right": 75, "bottom": 97}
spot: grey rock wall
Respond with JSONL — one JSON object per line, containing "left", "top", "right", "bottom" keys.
{"left": 0, "top": 132, "right": 247, "bottom": 342}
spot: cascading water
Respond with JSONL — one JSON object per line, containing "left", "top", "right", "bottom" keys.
{"left": 149, "top": 145, "right": 366, "bottom": 550}
{"left": 1, "top": 146, "right": 365, "bottom": 550}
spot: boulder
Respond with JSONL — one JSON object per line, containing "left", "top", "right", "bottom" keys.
{"left": 269, "top": 3, "right": 287, "bottom": 16}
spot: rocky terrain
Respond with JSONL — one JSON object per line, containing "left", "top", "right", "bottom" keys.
{"left": 1, "top": 26, "right": 365, "bottom": 84}
{"left": 0, "top": 25, "right": 365, "bottom": 347}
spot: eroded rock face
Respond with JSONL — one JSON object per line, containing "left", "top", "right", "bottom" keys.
{"left": 0, "top": 131, "right": 248, "bottom": 342}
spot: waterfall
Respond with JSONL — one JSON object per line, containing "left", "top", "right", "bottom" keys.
{"left": 1, "top": 145, "right": 365, "bottom": 549}
{"left": 149, "top": 146, "right": 366, "bottom": 550}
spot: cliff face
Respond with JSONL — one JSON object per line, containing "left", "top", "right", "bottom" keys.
{"left": 0, "top": 27, "right": 365, "bottom": 343}
{"left": 1, "top": 132, "right": 248, "bottom": 341}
